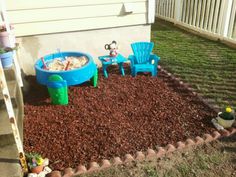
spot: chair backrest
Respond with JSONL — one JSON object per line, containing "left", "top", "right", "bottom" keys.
{"left": 131, "top": 42, "right": 154, "bottom": 64}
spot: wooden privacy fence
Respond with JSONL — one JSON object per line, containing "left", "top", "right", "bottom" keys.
{"left": 156, "top": 0, "right": 236, "bottom": 44}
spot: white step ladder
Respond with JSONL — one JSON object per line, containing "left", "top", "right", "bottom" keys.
{"left": 0, "top": 0, "right": 28, "bottom": 173}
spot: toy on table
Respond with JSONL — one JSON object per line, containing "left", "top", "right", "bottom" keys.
{"left": 212, "top": 106, "right": 235, "bottom": 130}
{"left": 104, "top": 41, "right": 118, "bottom": 57}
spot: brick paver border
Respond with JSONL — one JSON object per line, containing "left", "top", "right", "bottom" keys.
{"left": 46, "top": 128, "right": 236, "bottom": 177}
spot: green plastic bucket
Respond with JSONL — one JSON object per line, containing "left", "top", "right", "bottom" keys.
{"left": 47, "top": 75, "right": 68, "bottom": 105}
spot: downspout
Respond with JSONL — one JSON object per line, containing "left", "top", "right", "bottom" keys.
{"left": 148, "top": 0, "right": 156, "bottom": 24}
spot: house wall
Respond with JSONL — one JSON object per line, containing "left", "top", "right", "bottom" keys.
{"left": 5, "top": 0, "right": 152, "bottom": 75}
{"left": 6, "top": 0, "right": 149, "bottom": 37}
{"left": 16, "top": 25, "right": 151, "bottom": 75}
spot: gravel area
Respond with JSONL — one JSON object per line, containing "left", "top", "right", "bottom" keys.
{"left": 23, "top": 65, "right": 216, "bottom": 170}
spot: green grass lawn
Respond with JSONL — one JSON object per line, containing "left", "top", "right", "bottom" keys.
{"left": 152, "top": 19, "right": 236, "bottom": 110}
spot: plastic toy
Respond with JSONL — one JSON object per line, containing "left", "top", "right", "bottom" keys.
{"left": 104, "top": 41, "right": 118, "bottom": 57}
{"left": 90, "top": 68, "right": 98, "bottom": 87}
{"left": 98, "top": 54, "right": 127, "bottom": 78}
{"left": 40, "top": 57, "right": 48, "bottom": 70}
{"left": 35, "top": 51, "right": 98, "bottom": 87}
{"left": 47, "top": 74, "right": 68, "bottom": 105}
{"left": 128, "top": 42, "right": 160, "bottom": 77}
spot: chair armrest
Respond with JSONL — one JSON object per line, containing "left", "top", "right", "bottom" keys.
{"left": 149, "top": 54, "right": 160, "bottom": 65}
{"left": 128, "top": 54, "right": 136, "bottom": 66}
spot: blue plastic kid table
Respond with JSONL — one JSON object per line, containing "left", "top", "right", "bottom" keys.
{"left": 98, "top": 54, "right": 127, "bottom": 78}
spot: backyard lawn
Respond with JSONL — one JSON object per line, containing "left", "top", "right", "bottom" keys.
{"left": 152, "top": 19, "right": 236, "bottom": 110}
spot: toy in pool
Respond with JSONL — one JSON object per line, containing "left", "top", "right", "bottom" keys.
{"left": 35, "top": 51, "right": 97, "bottom": 86}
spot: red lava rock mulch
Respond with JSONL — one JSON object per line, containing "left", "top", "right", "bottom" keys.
{"left": 23, "top": 65, "right": 216, "bottom": 170}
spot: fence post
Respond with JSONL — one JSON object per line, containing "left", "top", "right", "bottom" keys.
{"left": 223, "top": 0, "right": 233, "bottom": 37}
{"left": 174, "top": 0, "right": 183, "bottom": 23}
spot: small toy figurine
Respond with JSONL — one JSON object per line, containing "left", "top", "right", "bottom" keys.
{"left": 105, "top": 41, "right": 118, "bottom": 57}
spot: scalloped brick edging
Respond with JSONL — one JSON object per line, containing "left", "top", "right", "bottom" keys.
{"left": 46, "top": 128, "right": 236, "bottom": 177}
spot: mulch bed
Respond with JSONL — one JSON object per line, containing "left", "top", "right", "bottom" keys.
{"left": 23, "top": 65, "right": 216, "bottom": 170}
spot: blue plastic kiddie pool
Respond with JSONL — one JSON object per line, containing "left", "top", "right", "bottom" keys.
{"left": 35, "top": 51, "right": 97, "bottom": 86}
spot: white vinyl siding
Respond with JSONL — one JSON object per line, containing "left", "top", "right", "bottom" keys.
{"left": 5, "top": 0, "right": 148, "bottom": 37}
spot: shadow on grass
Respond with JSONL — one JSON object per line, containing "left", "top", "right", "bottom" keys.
{"left": 0, "top": 158, "right": 18, "bottom": 164}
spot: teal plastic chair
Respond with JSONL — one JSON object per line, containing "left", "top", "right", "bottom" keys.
{"left": 128, "top": 42, "right": 160, "bottom": 77}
